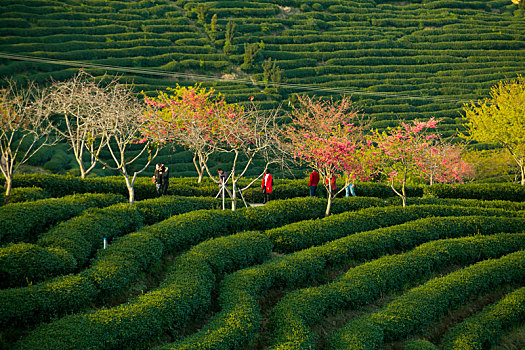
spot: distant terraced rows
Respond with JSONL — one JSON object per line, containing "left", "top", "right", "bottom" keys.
{"left": 1, "top": 178, "right": 525, "bottom": 349}
{"left": 1, "top": 0, "right": 524, "bottom": 175}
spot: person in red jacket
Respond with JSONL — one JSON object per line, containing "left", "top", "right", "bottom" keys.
{"left": 309, "top": 169, "right": 320, "bottom": 197}
{"left": 261, "top": 169, "right": 273, "bottom": 204}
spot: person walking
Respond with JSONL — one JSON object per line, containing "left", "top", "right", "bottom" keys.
{"left": 309, "top": 169, "right": 320, "bottom": 197}
{"left": 160, "top": 164, "right": 169, "bottom": 195}
{"left": 345, "top": 183, "right": 356, "bottom": 197}
{"left": 261, "top": 169, "right": 273, "bottom": 204}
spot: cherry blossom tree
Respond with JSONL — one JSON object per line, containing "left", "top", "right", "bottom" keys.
{"left": 374, "top": 118, "right": 439, "bottom": 206}
{"left": 143, "top": 84, "right": 226, "bottom": 183}
{"left": 286, "top": 95, "right": 375, "bottom": 216}
{"left": 0, "top": 79, "right": 59, "bottom": 203}
{"left": 45, "top": 70, "right": 108, "bottom": 178}
{"left": 146, "top": 88, "right": 285, "bottom": 210}
{"left": 421, "top": 139, "right": 474, "bottom": 185}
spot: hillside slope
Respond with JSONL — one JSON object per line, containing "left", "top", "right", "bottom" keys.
{"left": 0, "top": 0, "right": 524, "bottom": 176}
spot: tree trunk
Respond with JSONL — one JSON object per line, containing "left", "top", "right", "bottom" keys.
{"left": 123, "top": 174, "right": 135, "bottom": 205}
{"left": 231, "top": 180, "right": 237, "bottom": 211}
{"left": 193, "top": 154, "right": 204, "bottom": 183}
{"left": 390, "top": 179, "right": 406, "bottom": 207}
{"left": 520, "top": 162, "right": 525, "bottom": 186}
{"left": 4, "top": 176, "right": 12, "bottom": 205}
{"left": 77, "top": 158, "right": 87, "bottom": 179}
{"left": 325, "top": 194, "right": 333, "bottom": 217}
{"left": 401, "top": 181, "right": 406, "bottom": 207}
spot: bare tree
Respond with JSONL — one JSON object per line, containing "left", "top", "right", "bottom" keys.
{"left": 45, "top": 70, "right": 107, "bottom": 178}
{"left": 204, "top": 103, "right": 286, "bottom": 210}
{"left": 88, "top": 79, "right": 160, "bottom": 205}
{"left": 0, "top": 79, "right": 59, "bottom": 203}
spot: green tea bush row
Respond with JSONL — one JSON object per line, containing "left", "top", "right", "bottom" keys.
{"left": 15, "top": 232, "right": 273, "bottom": 350}
{"left": 424, "top": 183, "right": 525, "bottom": 202}
{"left": 3, "top": 174, "right": 158, "bottom": 199}
{"left": 165, "top": 215, "right": 525, "bottom": 350}
{"left": 0, "top": 187, "right": 49, "bottom": 204}
{"left": 39, "top": 45, "right": 190, "bottom": 61}
{"left": 271, "top": 233, "right": 525, "bottom": 350}
{"left": 441, "top": 286, "right": 525, "bottom": 349}
{"left": 329, "top": 249, "right": 525, "bottom": 349}
{"left": 0, "top": 196, "right": 220, "bottom": 288}
{"left": 0, "top": 24, "right": 129, "bottom": 36}
{"left": 0, "top": 197, "right": 381, "bottom": 326}
{"left": 395, "top": 196, "right": 525, "bottom": 211}
{"left": 2, "top": 174, "right": 424, "bottom": 202}
{"left": 0, "top": 38, "right": 173, "bottom": 53}
{"left": 0, "top": 193, "right": 125, "bottom": 244}
{"left": 266, "top": 204, "right": 518, "bottom": 253}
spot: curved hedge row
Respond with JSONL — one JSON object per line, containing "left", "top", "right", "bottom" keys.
{"left": 266, "top": 204, "right": 519, "bottom": 253}
{"left": 424, "top": 183, "right": 525, "bottom": 202}
{"left": 15, "top": 232, "right": 273, "bottom": 350}
{"left": 398, "top": 197, "right": 525, "bottom": 211}
{"left": 268, "top": 233, "right": 525, "bottom": 349}
{"left": 0, "top": 197, "right": 381, "bottom": 327}
{"left": 329, "top": 249, "right": 525, "bottom": 349}
{"left": 0, "top": 187, "right": 49, "bottom": 204}
{"left": 0, "top": 193, "right": 125, "bottom": 244}
{"left": 163, "top": 215, "right": 525, "bottom": 350}
{"left": 440, "top": 286, "right": 525, "bottom": 349}
{"left": 0, "top": 196, "right": 220, "bottom": 288}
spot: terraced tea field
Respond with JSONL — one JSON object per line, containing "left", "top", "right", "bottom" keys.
{"left": 1, "top": 175, "right": 525, "bottom": 349}
{"left": 1, "top": 0, "right": 525, "bottom": 130}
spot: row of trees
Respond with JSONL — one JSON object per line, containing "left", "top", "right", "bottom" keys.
{"left": 0, "top": 71, "right": 161, "bottom": 204}
{"left": 1, "top": 72, "right": 523, "bottom": 214}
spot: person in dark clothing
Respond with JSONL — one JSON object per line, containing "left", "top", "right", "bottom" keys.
{"left": 217, "top": 168, "right": 226, "bottom": 183}
{"left": 153, "top": 163, "right": 163, "bottom": 197}
{"left": 309, "top": 169, "right": 320, "bottom": 197}
{"left": 160, "top": 164, "right": 169, "bottom": 195}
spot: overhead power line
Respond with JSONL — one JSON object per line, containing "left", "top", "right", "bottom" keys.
{"left": 0, "top": 52, "right": 472, "bottom": 103}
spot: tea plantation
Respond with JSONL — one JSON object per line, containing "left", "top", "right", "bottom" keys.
{"left": 1, "top": 0, "right": 525, "bottom": 347}
{"left": 0, "top": 174, "right": 524, "bottom": 349}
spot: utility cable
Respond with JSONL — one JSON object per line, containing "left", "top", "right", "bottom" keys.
{"left": 0, "top": 52, "right": 472, "bottom": 103}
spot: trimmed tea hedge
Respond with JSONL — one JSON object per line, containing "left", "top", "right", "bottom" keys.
{"left": 0, "top": 193, "right": 125, "bottom": 244}
{"left": 2, "top": 174, "right": 424, "bottom": 201}
{"left": 269, "top": 232, "right": 525, "bottom": 349}
{"left": 166, "top": 216, "right": 525, "bottom": 350}
{"left": 0, "top": 196, "right": 221, "bottom": 288}
{"left": 15, "top": 232, "right": 273, "bottom": 350}
{"left": 0, "top": 197, "right": 382, "bottom": 326}
{"left": 329, "top": 249, "right": 525, "bottom": 348}
{"left": 441, "top": 286, "right": 525, "bottom": 350}
{"left": 424, "top": 183, "right": 525, "bottom": 202}
{"left": 266, "top": 204, "right": 518, "bottom": 253}
{"left": 0, "top": 187, "right": 49, "bottom": 204}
